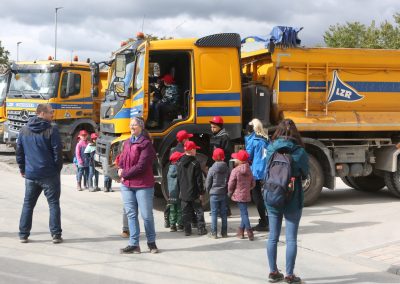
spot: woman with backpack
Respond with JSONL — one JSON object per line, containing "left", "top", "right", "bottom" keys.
{"left": 264, "top": 119, "right": 309, "bottom": 284}
{"left": 245, "top": 118, "right": 270, "bottom": 232}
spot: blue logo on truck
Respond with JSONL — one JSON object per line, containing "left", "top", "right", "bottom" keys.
{"left": 327, "top": 71, "right": 364, "bottom": 104}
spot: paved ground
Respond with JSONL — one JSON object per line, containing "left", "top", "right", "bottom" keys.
{"left": 0, "top": 153, "right": 400, "bottom": 283}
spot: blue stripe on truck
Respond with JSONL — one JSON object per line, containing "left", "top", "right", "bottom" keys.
{"left": 196, "top": 93, "right": 240, "bottom": 101}
{"left": 197, "top": 106, "right": 241, "bottom": 116}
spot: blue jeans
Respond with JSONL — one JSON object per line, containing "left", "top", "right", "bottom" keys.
{"left": 19, "top": 175, "right": 62, "bottom": 238}
{"left": 88, "top": 165, "right": 99, "bottom": 188}
{"left": 77, "top": 166, "right": 89, "bottom": 186}
{"left": 120, "top": 185, "right": 156, "bottom": 246}
{"left": 237, "top": 202, "right": 251, "bottom": 230}
{"left": 104, "top": 175, "right": 112, "bottom": 190}
{"left": 267, "top": 208, "right": 302, "bottom": 276}
{"left": 210, "top": 194, "right": 227, "bottom": 234}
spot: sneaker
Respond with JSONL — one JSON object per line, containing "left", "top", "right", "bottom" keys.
{"left": 185, "top": 230, "right": 192, "bottom": 236}
{"left": 19, "top": 237, "right": 28, "bottom": 243}
{"left": 268, "top": 271, "right": 284, "bottom": 283}
{"left": 207, "top": 232, "right": 217, "bottom": 239}
{"left": 164, "top": 219, "right": 170, "bottom": 228}
{"left": 198, "top": 227, "right": 207, "bottom": 236}
{"left": 221, "top": 232, "right": 228, "bottom": 238}
{"left": 253, "top": 219, "right": 269, "bottom": 232}
{"left": 284, "top": 275, "right": 301, "bottom": 284}
{"left": 52, "top": 235, "right": 63, "bottom": 244}
{"left": 120, "top": 245, "right": 141, "bottom": 254}
{"left": 170, "top": 225, "right": 177, "bottom": 232}
{"left": 121, "top": 230, "right": 129, "bottom": 238}
{"left": 147, "top": 242, "right": 159, "bottom": 254}
{"left": 177, "top": 225, "right": 184, "bottom": 232}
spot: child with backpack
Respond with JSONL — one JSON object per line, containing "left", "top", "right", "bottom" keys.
{"left": 75, "top": 130, "right": 89, "bottom": 191}
{"left": 263, "top": 119, "right": 309, "bottom": 284}
{"left": 167, "top": 151, "right": 185, "bottom": 232}
{"left": 206, "top": 148, "right": 230, "bottom": 239}
{"left": 84, "top": 133, "right": 100, "bottom": 192}
{"left": 227, "top": 150, "right": 255, "bottom": 241}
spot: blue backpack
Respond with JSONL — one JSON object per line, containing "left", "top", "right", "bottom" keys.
{"left": 264, "top": 150, "right": 296, "bottom": 208}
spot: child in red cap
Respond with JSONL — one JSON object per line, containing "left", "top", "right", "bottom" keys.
{"left": 84, "top": 133, "right": 100, "bottom": 192}
{"left": 206, "top": 148, "right": 230, "bottom": 238}
{"left": 177, "top": 141, "right": 207, "bottom": 236}
{"left": 167, "top": 151, "right": 185, "bottom": 232}
{"left": 228, "top": 150, "right": 256, "bottom": 240}
{"left": 75, "top": 130, "right": 89, "bottom": 191}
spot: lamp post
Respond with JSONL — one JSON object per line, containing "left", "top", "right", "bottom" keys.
{"left": 54, "top": 7, "right": 63, "bottom": 60}
{"left": 17, "top": 41, "right": 22, "bottom": 62}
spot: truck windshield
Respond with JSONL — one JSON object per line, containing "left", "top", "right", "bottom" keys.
{"left": 0, "top": 74, "right": 8, "bottom": 105}
{"left": 106, "top": 51, "right": 135, "bottom": 101}
{"left": 8, "top": 71, "right": 59, "bottom": 100}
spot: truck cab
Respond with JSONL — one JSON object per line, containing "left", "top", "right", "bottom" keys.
{"left": 0, "top": 69, "right": 11, "bottom": 142}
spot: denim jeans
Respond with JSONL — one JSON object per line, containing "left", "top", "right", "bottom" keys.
{"left": 77, "top": 166, "right": 89, "bottom": 186}
{"left": 88, "top": 165, "right": 99, "bottom": 188}
{"left": 267, "top": 208, "right": 302, "bottom": 276}
{"left": 120, "top": 185, "right": 156, "bottom": 246}
{"left": 19, "top": 175, "right": 62, "bottom": 238}
{"left": 104, "top": 175, "right": 112, "bottom": 190}
{"left": 210, "top": 194, "right": 227, "bottom": 234}
{"left": 237, "top": 202, "right": 251, "bottom": 230}
{"left": 122, "top": 207, "right": 128, "bottom": 231}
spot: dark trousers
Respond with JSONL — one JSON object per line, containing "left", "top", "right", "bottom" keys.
{"left": 181, "top": 200, "right": 205, "bottom": 233}
{"left": 19, "top": 175, "right": 62, "bottom": 238}
{"left": 104, "top": 175, "right": 112, "bottom": 190}
{"left": 252, "top": 180, "right": 268, "bottom": 226}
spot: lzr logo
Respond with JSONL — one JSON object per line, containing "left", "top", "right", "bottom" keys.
{"left": 327, "top": 71, "right": 364, "bottom": 104}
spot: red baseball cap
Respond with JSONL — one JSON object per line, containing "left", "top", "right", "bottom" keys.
{"left": 176, "top": 130, "right": 193, "bottom": 142}
{"left": 209, "top": 116, "right": 224, "bottom": 125}
{"left": 212, "top": 148, "right": 225, "bottom": 161}
{"left": 161, "top": 74, "right": 175, "bottom": 85}
{"left": 169, "top": 151, "right": 184, "bottom": 163}
{"left": 184, "top": 140, "right": 200, "bottom": 151}
{"left": 79, "top": 130, "right": 88, "bottom": 136}
{"left": 231, "top": 150, "right": 249, "bottom": 162}
{"left": 91, "top": 133, "right": 99, "bottom": 139}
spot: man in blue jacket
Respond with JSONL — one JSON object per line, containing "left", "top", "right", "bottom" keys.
{"left": 16, "top": 103, "right": 63, "bottom": 244}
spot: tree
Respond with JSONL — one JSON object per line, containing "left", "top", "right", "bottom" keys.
{"left": 323, "top": 13, "right": 400, "bottom": 48}
{"left": 0, "top": 41, "right": 10, "bottom": 65}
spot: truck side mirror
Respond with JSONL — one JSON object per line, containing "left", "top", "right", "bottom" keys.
{"left": 115, "top": 54, "right": 126, "bottom": 79}
{"left": 113, "top": 81, "right": 126, "bottom": 97}
{"left": 90, "top": 62, "right": 100, "bottom": 97}
{"left": 65, "top": 72, "right": 77, "bottom": 97}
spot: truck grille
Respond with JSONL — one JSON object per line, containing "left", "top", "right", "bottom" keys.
{"left": 7, "top": 110, "right": 36, "bottom": 131}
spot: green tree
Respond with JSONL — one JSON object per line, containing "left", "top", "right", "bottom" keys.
{"left": 0, "top": 41, "right": 10, "bottom": 64}
{"left": 324, "top": 14, "right": 400, "bottom": 48}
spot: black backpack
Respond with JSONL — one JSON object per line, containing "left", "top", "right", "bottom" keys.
{"left": 264, "top": 149, "right": 297, "bottom": 208}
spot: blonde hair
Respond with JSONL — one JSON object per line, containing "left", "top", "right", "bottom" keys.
{"left": 249, "top": 118, "right": 268, "bottom": 139}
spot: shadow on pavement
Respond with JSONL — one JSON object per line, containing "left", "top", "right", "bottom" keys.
{"left": 305, "top": 271, "right": 400, "bottom": 284}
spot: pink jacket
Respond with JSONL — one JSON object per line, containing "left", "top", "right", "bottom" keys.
{"left": 228, "top": 162, "right": 255, "bottom": 202}
{"left": 118, "top": 135, "right": 156, "bottom": 188}
{"left": 75, "top": 139, "right": 89, "bottom": 166}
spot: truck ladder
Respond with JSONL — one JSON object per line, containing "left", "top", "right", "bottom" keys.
{"left": 305, "top": 63, "right": 329, "bottom": 117}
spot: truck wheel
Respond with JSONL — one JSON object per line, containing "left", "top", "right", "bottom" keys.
{"left": 65, "top": 131, "right": 79, "bottom": 162}
{"left": 383, "top": 163, "right": 400, "bottom": 198}
{"left": 347, "top": 175, "right": 385, "bottom": 192}
{"left": 302, "top": 154, "right": 323, "bottom": 206}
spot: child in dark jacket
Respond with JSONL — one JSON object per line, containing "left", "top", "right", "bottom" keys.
{"left": 206, "top": 148, "right": 230, "bottom": 239}
{"left": 177, "top": 141, "right": 207, "bottom": 236}
{"left": 84, "top": 133, "right": 100, "bottom": 192}
{"left": 167, "top": 151, "right": 185, "bottom": 232}
{"left": 228, "top": 150, "right": 256, "bottom": 241}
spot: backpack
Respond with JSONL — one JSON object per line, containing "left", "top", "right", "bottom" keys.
{"left": 264, "top": 149, "right": 297, "bottom": 208}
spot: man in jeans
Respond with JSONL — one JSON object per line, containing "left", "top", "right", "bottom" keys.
{"left": 16, "top": 103, "right": 63, "bottom": 244}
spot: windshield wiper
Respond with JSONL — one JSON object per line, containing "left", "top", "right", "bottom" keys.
{"left": 9, "top": 90, "right": 27, "bottom": 98}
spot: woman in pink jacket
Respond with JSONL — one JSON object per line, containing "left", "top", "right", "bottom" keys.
{"left": 117, "top": 117, "right": 158, "bottom": 254}
{"left": 228, "top": 150, "right": 256, "bottom": 241}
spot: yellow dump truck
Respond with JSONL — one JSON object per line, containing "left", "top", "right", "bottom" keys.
{"left": 96, "top": 33, "right": 400, "bottom": 205}
{"left": 4, "top": 59, "right": 107, "bottom": 160}
{"left": 0, "top": 68, "right": 11, "bottom": 142}
{"left": 242, "top": 45, "right": 400, "bottom": 203}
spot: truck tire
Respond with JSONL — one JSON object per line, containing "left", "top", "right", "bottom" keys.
{"left": 341, "top": 176, "right": 357, "bottom": 189}
{"left": 347, "top": 175, "right": 385, "bottom": 192}
{"left": 303, "top": 154, "right": 323, "bottom": 206}
{"left": 383, "top": 164, "right": 400, "bottom": 198}
{"left": 65, "top": 130, "right": 79, "bottom": 162}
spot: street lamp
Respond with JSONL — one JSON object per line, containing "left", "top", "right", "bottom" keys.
{"left": 17, "top": 41, "right": 22, "bottom": 62}
{"left": 54, "top": 7, "right": 63, "bottom": 60}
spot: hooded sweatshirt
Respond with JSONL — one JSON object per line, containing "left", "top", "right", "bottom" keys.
{"left": 208, "top": 128, "right": 233, "bottom": 166}
{"left": 177, "top": 154, "right": 204, "bottom": 201}
{"left": 16, "top": 116, "right": 63, "bottom": 179}
{"left": 206, "top": 161, "right": 229, "bottom": 195}
{"left": 227, "top": 162, "right": 255, "bottom": 202}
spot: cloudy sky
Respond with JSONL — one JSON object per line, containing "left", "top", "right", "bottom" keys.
{"left": 1, "top": 0, "right": 400, "bottom": 62}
